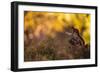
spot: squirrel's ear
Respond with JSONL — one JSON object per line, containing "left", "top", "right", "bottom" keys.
{"left": 72, "top": 27, "right": 79, "bottom": 34}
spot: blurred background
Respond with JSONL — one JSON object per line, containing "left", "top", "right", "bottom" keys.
{"left": 24, "top": 11, "right": 90, "bottom": 61}
{"left": 24, "top": 11, "right": 90, "bottom": 45}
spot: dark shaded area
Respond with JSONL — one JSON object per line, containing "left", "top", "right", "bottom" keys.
{"left": 24, "top": 27, "right": 90, "bottom": 61}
